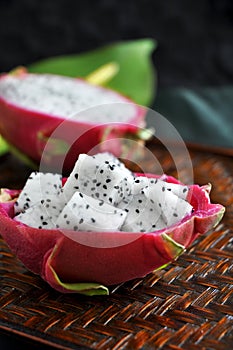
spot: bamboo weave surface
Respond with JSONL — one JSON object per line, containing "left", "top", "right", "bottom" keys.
{"left": 0, "top": 144, "right": 232, "bottom": 349}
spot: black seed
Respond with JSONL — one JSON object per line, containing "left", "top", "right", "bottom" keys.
{"left": 52, "top": 206, "right": 56, "bottom": 209}
{"left": 74, "top": 173, "right": 79, "bottom": 180}
{"left": 41, "top": 200, "right": 45, "bottom": 204}
{"left": 150, "top": 208, "right": 153, "bottom": 212}
{"left": 125, "top": 209, "right": 129, "bottom": 212}
{"left": 106, "top": 178, "right": 111, "bottom": 183}
{"left": 79, "top": 218, "right": 84, "bottom": 224}
{"left": 79, "top": 193, "right": 83, "bottom": 198}
{"left": 105, "top": 161, "right": 109, "bottom": 164}
{"left": 54, "top": 184, "right": 57, "bottom": 189}
{"left": 99, "top": 201, "right": 104, "bottom": 206}
{"left": 40, "top": 216, "right": 44, "bottom": 220}
{"left": 138, "top": 199, "right": 142, "bottom": 203}
{"left": 84, "top": 182, "right": 88, "bottom": 187}
{"left": 162, "top": 187, "right": 165, "bottom": 192}
{"left": 135, "top": 209, "right": 140, "bottom": 214}
{"left": 159, "top": 203, "right": 162, "bottom": 207}
{"left": 91, "top": 218, "right": 96, "bottom": 223}
{"left": 96, "top": 182, "right": 101, "bottom": 187}
{"left": 103, "top": 184, "right": 107, "bottom": 190}
{"left": 100, "top": 169, "right": 104, "bottom": 174}
{"left": 109, "top": 197, "right": 113, "bottom": 203}
{"left": 167, "top": 188, "right": 171, "bottom": 191}
{"left": 64, "top": 214, "right": 67, "bottom": 218}
{"left": 91, "top": 187, "right": 95, "bottom": 191}
{"left": 96, "top": 193, "right": 99, "bottom": 198}
{"left": 74, "top": 186, "right": 79, "bottom": 189}
{"left": 150, "top": 199, "right": 154, "bottom": 204}
{"left": 173, "top": 213, "right": 178, "bottom": 217}
{"left": 152, "top": 224, "right": 156, "bottom": 228}
{"left": 93, "top": 179, "right": 97, "bottom": 183}
{"left": 38, "top": 226, "right": 42, "bottom": 229}
{"left": 46, "top": 204, "right": 49, "bottom": 208}
{"left": 42, "top": 221, "right": 48, "bottom": 225}
{"left": 135, "top": 179, "right": 140, "bottom": 183}
{"left": 103, "top": 193, "right": 107, "bottom": 197}
{"left": 73, "top": 226, "right": 78, "bottom": 231}
{"left": 86, "top": 204, "right": 90, "bottom": 209}
{"left": 72, "top": 203, "right": 77, "bottom": 208}
{"left": 46, "top": 199, "right": 51, "bottom": 202}
{"left": 183, "top": 188, "right": 188, "bottom": 193}
{"left": 114, "top": 186, "right": 119, "bottom": 189}
{"left": 26, "top": 197, "right": 31, "bottom": 202}
{"left": 66, "top": 220, "right": 70, "bottom": 225}
{"left": 109, "top": 165, "right": 114, "bottom": 171}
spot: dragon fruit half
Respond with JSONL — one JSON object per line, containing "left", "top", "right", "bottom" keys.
{"left": 0, "top": 69, "right": 146, "bottom": 172}
{"left": 0, "top": 153, "right": 225, "bottom": 295}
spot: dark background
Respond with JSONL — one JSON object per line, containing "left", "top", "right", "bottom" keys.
{"left": 0, "top": 1, "right": 233, "bottom": 348}
{"left": 0, "top": 0, "right": 233, "bottom": 89}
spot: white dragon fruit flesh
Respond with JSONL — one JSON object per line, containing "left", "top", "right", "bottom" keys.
{"left": 13, "top": 152, "right": 193, "bottom": 232}
{"left": 62, "top": 152, "right": 134, "bottom": 206}
{"left": 56, "top": 191, "right": 127, "bottom": 232}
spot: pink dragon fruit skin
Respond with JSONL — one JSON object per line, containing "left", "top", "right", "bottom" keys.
{"left": 0, "top": 71, "right": 145, "bottom": 172}
{"left": 0, "top": 174, "right": 225, "bottom": 293}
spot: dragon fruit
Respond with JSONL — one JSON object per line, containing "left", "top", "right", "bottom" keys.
{"left": 0, "top": 69, "right": 146, "bottom": 172}
{"left": 0, "top": 153, "right": 225, "bottom": 295}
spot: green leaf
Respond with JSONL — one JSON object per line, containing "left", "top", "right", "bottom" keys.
{"left": 28, "top": 39, "right": 157, "bottom": 106}
{"left": 0, "top": 136, "right": 9, "bottom": 156}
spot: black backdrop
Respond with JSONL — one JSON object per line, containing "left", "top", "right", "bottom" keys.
{"left": 0, "top": 0, "right": 233, "bottom": 88}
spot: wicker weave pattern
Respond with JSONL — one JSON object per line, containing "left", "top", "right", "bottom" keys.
{"left": 0, "top": 147, "right": 233, "bottom": 349}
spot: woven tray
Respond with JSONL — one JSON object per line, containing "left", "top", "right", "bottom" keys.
{"left": 0, "top": 143, "right": 232, "bottom": 349}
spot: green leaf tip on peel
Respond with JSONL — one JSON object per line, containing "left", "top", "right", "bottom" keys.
{"left": 37, "top": 132, "right": 70, "bottom": 157}
{"left": 0, "top": 136, "right": 9, "bottom": 156}
{"left": 86, "top": 62, "right": 120, "bottom": 86}
{"left": 49, "top": 264, "right": 109, "bottom": 296}
{"left": 28, "top": 38, "right": 157, "bottom": 106}
{"left": 6, "top": 142, "right": 38, "bottom": 170}
{"left": 161, "top": 233, "right": 185, "bottom": 259}
{"left": 213, "top": 206, "right": 225, "bottom": 228}
{"left": 8, "top": 66, "right": 27, "bottom": 76}
{"left": 136, "top": 127, "right": 155, "bottom": 141}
